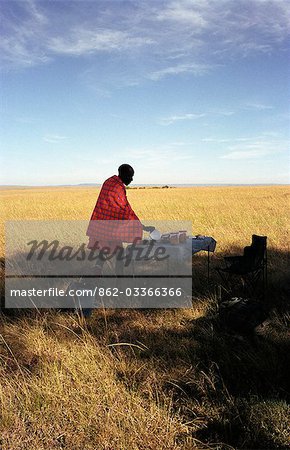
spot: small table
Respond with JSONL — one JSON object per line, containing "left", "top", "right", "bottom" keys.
{"left": 126, "top": 235, "right": 216, "bottom": 281}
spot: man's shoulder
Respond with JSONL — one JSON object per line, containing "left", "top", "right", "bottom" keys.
{"left": 103, "top": 175, "right": 124, "bottom": 190}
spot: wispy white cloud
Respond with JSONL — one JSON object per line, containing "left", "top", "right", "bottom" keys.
{"left": 220, "top": 139, "right": 287, "bottom": 160}
{"left": 148, "top": 63, "right": 212, "bottom": 81}
{"left": 209, "top": 109, "right": 235, "bottom": 116}
{"left": 43, "top": 134, "right": 69, "bottom": 144}
{"left": 202, "top": 138, "right": 231, "bottom": 143}
{"left": 158, "top": 108, "right": 235, "bottom": 126}
{"left": 0, "top": 0, "right": 51, "bottom": 69}
{"left": 1, "top": 2, "right": 154, "bottom": 70}
{"left": 113, "top": 143, "right": 195, "bottom": 167}
{"left": 48, "top": 29, "right": 153, "bottom": 55}
{"left": 221, "top": 148, "right": 270, "bottom": 160}
{"left": 167, "top": 141, "right": 193, "bottom": 146}
{"left": 154, "top": 0, "right": 290, "bottom": 57}
{"left": 243, "top": 102, "right": 273, "bottom": 111}
{"left": 1, "top": 0, "right": 289, "bottom": 85}
{"left": 159, "top": 113, "right": 206, "bottom": 125}
{"left": 156, "top": 2, "right": 208, "bottom": 27}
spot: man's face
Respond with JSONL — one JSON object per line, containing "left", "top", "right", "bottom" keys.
{"left": 123, "top": 172, "right": 134, "bottom": 185}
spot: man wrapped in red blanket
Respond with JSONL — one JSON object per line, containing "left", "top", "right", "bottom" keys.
{"left": 70, "top": 164, "right": 155, "bottom": 316}
{"left": 86, "top": 164, "right": 154, "bottom": 251}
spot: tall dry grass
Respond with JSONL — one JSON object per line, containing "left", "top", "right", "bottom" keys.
{"left": 0, "top": 185, "right": 289, "bottom": 449}
{"left": 2, "top": 184, "right": 289, "bottom": 253}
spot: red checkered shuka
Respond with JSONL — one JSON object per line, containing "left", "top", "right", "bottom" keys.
{"left": 86, "top": 175, "right": 142, "bottom": 249}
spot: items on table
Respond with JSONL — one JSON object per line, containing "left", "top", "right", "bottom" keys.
{"left": 161, "top": 231, "right": 188, "bottom": 244}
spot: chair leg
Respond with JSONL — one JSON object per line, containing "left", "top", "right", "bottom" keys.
{"left": 216, "top": 269, "right": 231, "bottom": 290}
{"left": 215, "top": 283, "right": 232, "bottom": 304}
{"left": 244, "top": 269, "right": 266, "bottom": 300}
{"left": 217, "top": 270, "right": 245, "bottom": 299}
{"left": 218, "top": 270, "right": 263, "bottom": 299}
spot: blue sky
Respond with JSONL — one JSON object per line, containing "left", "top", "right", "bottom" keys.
{"left": 1, "top": 0, "right": 289, "bottom": 185}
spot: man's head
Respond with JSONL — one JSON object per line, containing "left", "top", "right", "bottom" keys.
{"left": 118, "top": 164, "right": 134, "bottom": 186}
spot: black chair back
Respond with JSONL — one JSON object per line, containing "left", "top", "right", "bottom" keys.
{"left": 243, "top": 235, "right": 267, "bottom": 267}
{"left": 216, "top": 234, "right": 268, "bottom": 299}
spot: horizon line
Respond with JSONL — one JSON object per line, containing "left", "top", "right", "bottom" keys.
{"left": 0, "top": 183, "right": 288, "bottom": 188}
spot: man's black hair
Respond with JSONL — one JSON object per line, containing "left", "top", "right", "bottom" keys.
{"left": 118, "top": 164, "right": 134, "bottom": 176}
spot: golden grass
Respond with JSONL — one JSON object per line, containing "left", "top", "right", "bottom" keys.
{"left": 2, "top": 184, "right": 289, "bottom": 250}
{"left": 1, "top": 185, "right": 289, "bottom": 274}
{"left": 0, "top": 315, "right": 194, "bottom": 450}
{"left": 0, "top": 185, "right": 289, "bottom": 449}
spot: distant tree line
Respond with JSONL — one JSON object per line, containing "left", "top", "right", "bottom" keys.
{"left": 127, "top": 185, "right": 172, "bottom": 189}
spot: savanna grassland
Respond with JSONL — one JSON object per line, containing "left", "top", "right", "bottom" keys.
{"left": 0, "top": 185, "right": 289, "bottom": 450}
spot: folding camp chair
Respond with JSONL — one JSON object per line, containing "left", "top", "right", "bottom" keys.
{"left": 216, "top": 235, "right": 267, "bottom": 298}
